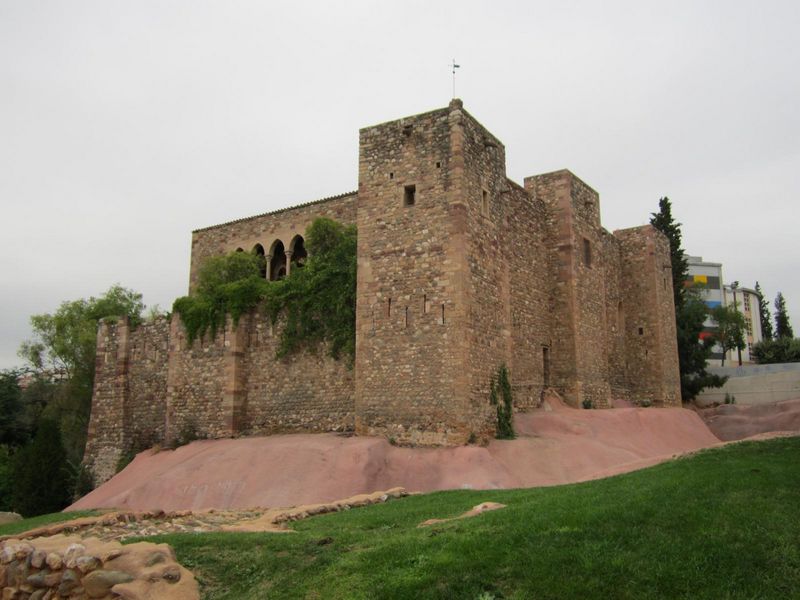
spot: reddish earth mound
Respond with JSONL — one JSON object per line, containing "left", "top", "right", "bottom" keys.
{"left": 699, "top": 398, "right": 800, "bottom": 441}
{"left": 70, "top": 406, "right": 720, "bottom": 512}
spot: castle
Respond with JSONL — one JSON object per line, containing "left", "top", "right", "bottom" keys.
{"left": 84, "top": 100, "right": 681, "bottom": 484}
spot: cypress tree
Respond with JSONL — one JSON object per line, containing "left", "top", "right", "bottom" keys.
{"left": 754, "top": 282, "right": 774, "bottom": 340}
{"left": 650, "top": 197, "right": 724, "bottom": 400}
{"left": 11, "top": 419, "right": 72, "bottom": 517}
{"left": 650, "top": 197, "right": 688, "bottom": 311}
{"left": 774, "top": 292, "right": 794, "bottom": 339}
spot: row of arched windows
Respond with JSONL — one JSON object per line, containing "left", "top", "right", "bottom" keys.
{"left": 235, "top": 235, "right": 307, "bottom": 281}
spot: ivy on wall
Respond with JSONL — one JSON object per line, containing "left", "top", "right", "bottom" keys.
{"left": 172, "top": 218, "right": 357, "bottom": 365}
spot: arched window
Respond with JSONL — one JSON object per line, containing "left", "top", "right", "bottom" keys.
{"left": 269, "top": 240, "right": 286, "bottom": 281}
{"left": 289, "top": 235, "right": 307, "bottom": 270}
{"left": 235, "top": 247, "right": 244, "bottom": 253}
{"left": 252, "top": 244, "right": 267, "bottom": 278}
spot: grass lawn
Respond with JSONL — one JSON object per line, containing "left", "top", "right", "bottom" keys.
{"left": 0, "top": 510, "right": 98, "bottom": 537}
{"left": 144, "top": 437, "right": 800, "bottom": 599}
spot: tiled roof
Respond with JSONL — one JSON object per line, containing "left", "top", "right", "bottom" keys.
{"left": 192, "top": 190, "right": 358, "bottom": 233}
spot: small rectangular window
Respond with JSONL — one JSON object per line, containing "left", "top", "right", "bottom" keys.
{"left": 638, "top": 327, "right": 644, "bottom": 335}
{"left": 404, "top": 184, "right": 416, "bottom": 207}
{"left": 481, "top": 189, "right": 489, "bottom": 216}
{"left": 583, "top": 238, "right": 592, "bottom": 267}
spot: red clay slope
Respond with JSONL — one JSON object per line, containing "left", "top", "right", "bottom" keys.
{"left": 70, "top": 404, "right": 721, "bottom": 512}
{"left": 699, "top": 398, "right": 800, "bottom": 441}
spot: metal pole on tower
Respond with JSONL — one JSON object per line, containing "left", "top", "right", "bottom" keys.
{"left": 451, "top": 59, "right": 460, "bottom": 98}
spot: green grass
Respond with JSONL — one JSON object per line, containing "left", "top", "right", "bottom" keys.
{"left": 0, "top": 510, "right": 99, "bottom": 537}
{"left": 141, "top": 437, "right": 800, "bottom": 599}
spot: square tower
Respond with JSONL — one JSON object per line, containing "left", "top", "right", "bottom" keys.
{"left": 354, "top": 100, "right": 508, "bottom": 444}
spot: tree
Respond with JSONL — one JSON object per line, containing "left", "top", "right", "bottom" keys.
{"left": 676, "top": 291, "right": 727, "bottom": 399}
{"left": 19, "top": 284, "right": 145, "bottom": 382}
{"left": 755, "top": 282, "right": 774, "bottom": 340}
{"left": 650, "top": 197, "right": 689, "bottom": 312}
{"left": 11, "top": 419, "right": 73, "bottom": 517}
{"left": 0, "top": 369, "right": 27, "bottom": 447}
{"left": 708, "top": 304, "right": 747, "bottom": 367}
{"left": 651, "top": 198, "right": 724, "bottom": 400}
{"left": 774, "top": 292, "right": 794, "bottom": 339}
{"left": 17, "top": 285, "right": 145, "bottom": 467}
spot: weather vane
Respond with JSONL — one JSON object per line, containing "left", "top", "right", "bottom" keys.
{"left": 451, "top": 59, "right": 460, "bottom": 98}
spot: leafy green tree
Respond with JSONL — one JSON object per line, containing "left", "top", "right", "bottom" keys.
{"left": 19, "top": 284, "right": 144, "bottom": 382}
{"left": 17, "top": 285, "right": 145, "bottom": 467}
{"left": 708, "top": 304, "right": 747, "bottom": 367}
{"left": 11, "top": 419, "right": 73, "bottom": 517}
{"left": 774, "top": 292, "right": 794, "bottom": 339}
{"left": 676, "top": 291, "right": 727, "bottom": 399}
{"left": 651, "top": 198, "right": 724, "bottom": 400}
{"left": 755, "top": 282, "right": 774, "bottom": 340}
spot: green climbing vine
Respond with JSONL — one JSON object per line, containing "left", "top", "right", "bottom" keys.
{"left": 490, "top": 364, "right": 515, "bottom": 439}
{"left": 172, "top": 217, "right": 357, "bottom": 366}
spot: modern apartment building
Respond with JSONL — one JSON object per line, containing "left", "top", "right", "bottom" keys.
{"left": 686, "top": 255, "right": 764, "bottom": 365}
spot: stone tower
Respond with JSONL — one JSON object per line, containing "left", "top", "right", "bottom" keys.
{"left": 354, "top": 99, "right": 508, "bottom": 444}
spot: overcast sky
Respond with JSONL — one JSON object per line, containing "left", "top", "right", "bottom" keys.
{"left": 1, "top": 0, "right": 798, "bottom": 369}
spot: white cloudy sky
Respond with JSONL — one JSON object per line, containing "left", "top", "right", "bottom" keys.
{"left": 1, "top": 0, "right": 798, "bottom": 368}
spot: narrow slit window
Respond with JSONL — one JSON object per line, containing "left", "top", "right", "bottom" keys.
{"left": 481, "top": 189, "right": 489, "bottom": 216}
{"left": 404, "top": 307, "right": 409, "bottom": 328}
{"left": 404, "top": 184, "right": 416, "bottom": 207}
{"left": 423, "top": 294, "right": 429, "bottom": 313}
{"left": 441, "top": 304, "right": 445, "bottom": 325}
{"left": 389, "top": 172, "right": 394, "bottom": 179}
{"left": 387, "top": 298, "right": 392, "bottom": 317}
{"left": 583, "top": 238, "right": 592, "bottom": 267}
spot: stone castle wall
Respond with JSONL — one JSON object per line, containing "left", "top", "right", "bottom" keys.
{"left": 84, "top": 100, "right": 682, "bottom": 483}
{"left": 86, "top": 312, "right": 353, "bottom": 484}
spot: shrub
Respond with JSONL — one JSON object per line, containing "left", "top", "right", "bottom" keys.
{"left": 751, "top": 337, "right": 800, "bottom": 364}
{"left": 263, "top": 218, "right": 357, "bottom": 365}
{"left": 490, "top": 364, "right": 514, "bottom": 439}
{"left": 582, "top": 399, "right": 593, "bottom": 409}
{"left": 172, "top": 218, "right": 357, "bottom": 365}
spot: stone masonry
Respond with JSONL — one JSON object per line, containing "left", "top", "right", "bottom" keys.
{"left": 84, "top": 100, "right": 681, "bottom": 484}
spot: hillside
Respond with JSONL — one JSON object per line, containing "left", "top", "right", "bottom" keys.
{"left": 152, "top": 436, "right": 800, "bottom": 599}
{"left": 71, "top": 403, "right": 719, "bottom": 512}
